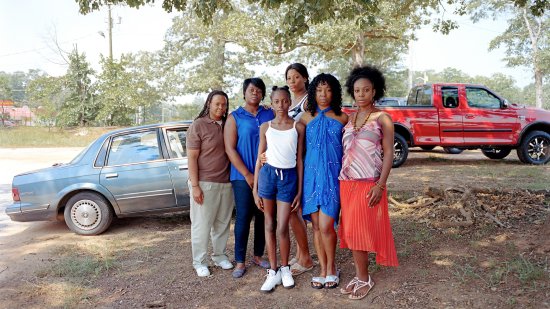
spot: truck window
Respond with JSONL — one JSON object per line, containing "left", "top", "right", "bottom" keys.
{"left": 407, "top": 86, "right": 432, "bottom": 106}
{"left": 466, "top": 88, "right": 501, "bottom": 109}
{"left": 442, "top": 87, "right": 459, "bottom": 108}
{"left": 418, "top": 85, "right": 433, "bottom": 106}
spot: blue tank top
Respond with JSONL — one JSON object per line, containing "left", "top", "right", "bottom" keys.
{"left": 230, "top": 106, "right": 275, "bottom": 181}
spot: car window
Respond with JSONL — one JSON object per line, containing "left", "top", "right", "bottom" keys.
{"left": 466, "top": 88, "right": 501, "bottom": 109}
{"left": 441, "top": 87, "right": 459, "bottom": 109}
{"left": 107, "top": 130, "right": 161, "bottom": 166}
{"left": 166, "top": 128, "right": 187, "bottom": 158}
{"left": 419, "top": 85, "right": 433, "bottom": 106}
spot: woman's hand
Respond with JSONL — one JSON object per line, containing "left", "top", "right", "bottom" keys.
{"left": 259, "top": 152, "right": 267, "bottom": 165}
{"left": 244, "top": 173, "right": 254, "bottom": 189}
{"left": 291, "top": 194, "right": 301, "bottom": 212}
{"left": 253, "top": 190, "right": 264, "bottom": 212}
{"left": 192, "top": 185, "right": 204, "bottom": 205}
{"left": 366, "top": 185, "right": 384, "bottom": 208}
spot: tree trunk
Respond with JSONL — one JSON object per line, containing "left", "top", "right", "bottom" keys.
{"left": 534, "top": 68, "right": 543, "bottom": 109}
{"left": 351, "top": 34, "right": 365, "bottom": 68}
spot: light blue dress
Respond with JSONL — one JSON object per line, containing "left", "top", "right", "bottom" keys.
{"left": 302, "top": 107, "right": 344, "bottom": 223}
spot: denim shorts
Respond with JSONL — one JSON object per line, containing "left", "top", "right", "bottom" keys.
{"left": 258, "top": 164, "right": 297, "bottom": 203}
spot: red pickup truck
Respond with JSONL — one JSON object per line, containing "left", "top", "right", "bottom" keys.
{"left": 345, "top": 83, "right": 550, "bottom": 167}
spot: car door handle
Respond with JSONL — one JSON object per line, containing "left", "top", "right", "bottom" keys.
{"left": 105, "top": 173, "right": 118, "bottom": 179}
{"left": 464, "top": 114, "right": 475, "bottom": 119}
{"left": 179, "top": 165, "right": 188, "bottom": 170}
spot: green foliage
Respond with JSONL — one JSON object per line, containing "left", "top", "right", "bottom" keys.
{"left": 95, "top": 55, "right": 162, "bottom": 126}
{"left": 58, "top": 50, "right": 98, "bottom": 127}
{"left": 26, "top": 76, "right": 67, "bottom": 126}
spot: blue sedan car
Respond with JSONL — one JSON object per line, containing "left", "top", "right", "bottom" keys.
{"left": 6, "top": 121, "right": 192, "bottom": 235}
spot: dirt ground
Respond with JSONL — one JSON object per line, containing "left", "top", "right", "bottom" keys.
{"left": 0, "top": 147, "right": 549, "bottom": 309}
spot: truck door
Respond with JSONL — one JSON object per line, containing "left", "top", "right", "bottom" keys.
{"left": 463, "top": 87, "right": 518, "bottom": 144}
{"left": 438, "top": 86, "right": 464, "bottom": 145}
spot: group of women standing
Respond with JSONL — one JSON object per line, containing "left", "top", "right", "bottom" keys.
{"left": 186, "top": 63, "right": 398, "bottom": 301}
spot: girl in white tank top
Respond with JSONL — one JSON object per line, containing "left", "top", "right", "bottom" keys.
{"left": 252, "top": 86, "right": 306, "bottom": 292}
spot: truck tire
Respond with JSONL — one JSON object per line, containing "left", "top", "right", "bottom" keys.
{"left": 516, "top": 130, "right": 550, "bottom": 165}
{"left": 393, "top": 133, "right": 408, "bottom": 168}
{"left": 443, "top": 147, "right": 463, "bottom": 154}
{"left": 481, "top": 147, "right": 512, "bottom": 160}
{"left": 64, "top": 192, "right": 114, "bottom": 235}
{"left": 420, "top": 146, "right": 436, "bottom": 151}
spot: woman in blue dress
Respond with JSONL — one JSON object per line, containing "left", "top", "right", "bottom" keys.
{"left": 300, "top": 73, "right": 348, "bottom": 289}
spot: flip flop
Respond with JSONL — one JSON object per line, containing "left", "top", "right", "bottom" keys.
{"left": 311, "top": 276, "right": 325, "bottom": 289}
{"left": 252, "top": 259, "right": 270, "bottom": 269}
{"left": 324, "top": 269, "right": 340, "bottom": 289}
{"left": 290, "top": 262, "right": 314, "bottom": 276}
{"left": 349, "top": 276, "right": 375, "bottom": 300}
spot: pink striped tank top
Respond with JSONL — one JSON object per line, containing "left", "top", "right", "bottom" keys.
{"left": 339, "top": 114, "right": 383, "bottom": 181}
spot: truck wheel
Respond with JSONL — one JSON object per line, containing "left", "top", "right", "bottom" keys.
{"left": 443, "top": 147, "right": 463, "bottom": 154}
{"left": 481, "top": 147, "right": 512, "bottom": 160}
{"left": 420, "top": 146, "right": 436, "bottom": 151}
{"left": 393, "top": 133, "right": 408, "bottom": 168}
{"left": 517, "top": 130, "right": 550, "bottom": 165}
{"left": 64, "top": 192, "right": 114, "bottom": 235}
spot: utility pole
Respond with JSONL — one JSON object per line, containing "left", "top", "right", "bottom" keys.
{"left": 108, "top": 4, "right": 113, "bottom": 60}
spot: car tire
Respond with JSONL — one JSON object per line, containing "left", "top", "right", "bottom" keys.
{"left": 392, "top": 133, "right": 408, "bottom": 168}
{"left": 443, "top": 147, "right": 463, "bottom": 154}
{"left": 516, "top": 130, "right": 550, "bottom": 165}
{"left": 420, "top": 146, "right": 436, "bottom": 151}
{"left": 481, "top": 147, "right": 512, "bottom": 160}
{"left": 64, "top": 192, "right": 114, "bottom": 235}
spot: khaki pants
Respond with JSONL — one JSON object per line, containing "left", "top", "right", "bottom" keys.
{"left": 189, "top": 181, "right": 234, "bottom": 268}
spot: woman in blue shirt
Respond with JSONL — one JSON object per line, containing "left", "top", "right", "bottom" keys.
{"left": 224, "top": 78, "right": 275, "bottom": 278}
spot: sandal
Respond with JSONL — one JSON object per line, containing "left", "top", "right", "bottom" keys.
{"left": 289, "top": 257, "right": 298, "bottom": 265}
{"left": 324, "top": 270, "right": 340, "bottom": 289}
{"left": 349, "top": 276, "right": 375, "bottom": 300}
{"left": 252, "top": 259, "right": 270, "bottom": 269}
{"left": 311, "top": 277, "right": 325, "bottom": 289}
{"left": 340, "top": 277, "right": 359, "bottom": 295}
{"left": 290, "top": 262, "right": 314, "bottom": 276}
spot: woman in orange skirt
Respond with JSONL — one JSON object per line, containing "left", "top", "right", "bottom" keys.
{"left": 338, "top": 65, "right": 398, "bottom": 300}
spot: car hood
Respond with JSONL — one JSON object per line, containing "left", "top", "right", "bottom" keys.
{"left": 513, "top": 104, "right": 550, "bottom": 122}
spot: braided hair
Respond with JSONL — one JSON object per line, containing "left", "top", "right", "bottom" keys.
{"left": 270, "top": 85, "right": 291, "bottom": 100}
{"left": 306, "top": 73, "right": 343, "bottom": 116}
{"left": 195, "top": 90, "right": 230, "bottom": 124}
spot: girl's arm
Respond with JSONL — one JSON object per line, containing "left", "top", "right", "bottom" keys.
{"left": 224, "top": 114, "right": 254, "bottom": 188}
{"left": 291, "top": 121, "right": 305, "bottom": 212}
{"left": 187, "top": 148, "right": 204, "bottom": 205}
{"left": 252, "top": 123, "right": 269, "bottom": 211}
{"left": 367, "top": 112, "right": 394, "bottom": 207}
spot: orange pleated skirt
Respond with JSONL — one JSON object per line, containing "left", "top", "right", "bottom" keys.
{"left": 339, "top": 180, "right": 399, "bottom": 267}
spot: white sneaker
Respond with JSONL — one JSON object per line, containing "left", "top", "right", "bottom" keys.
{"left": 215, "top": 260, "right": 234, "bottom": 270}
{"left": 260, "top": 269, "right": 281, "bottom": 293}
{"left": 280, "top": 265, "right": 295, "bottom": 288}
{"left": 195, "top": 265, "right": 210, "bottom": 277}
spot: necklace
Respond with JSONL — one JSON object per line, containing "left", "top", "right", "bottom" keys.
{"left": 353, "top": 109, "right": 373, "bottom": 133}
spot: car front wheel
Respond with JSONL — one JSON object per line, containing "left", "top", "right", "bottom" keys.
{"left": 64, "top": 192, "right": 114, "bottom": 235}
{"left": 517, "top": 130, "right": 550, "bottom": 165}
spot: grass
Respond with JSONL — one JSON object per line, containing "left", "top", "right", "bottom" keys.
{"left": 0, "top": 126, "right": 116, "bottom": 147}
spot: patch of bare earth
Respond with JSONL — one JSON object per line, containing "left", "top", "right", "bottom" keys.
{"left": 0, "top": 148, "right": 549, "bottom": 308}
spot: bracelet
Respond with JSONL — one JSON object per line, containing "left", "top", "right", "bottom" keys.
{"left": 192, "top": 185, "right": 200, "bottom": 188}
{"left": 375, "top": 181, "right": 386, "bottom": 190}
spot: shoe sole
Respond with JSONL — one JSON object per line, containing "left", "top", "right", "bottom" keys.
{"left": 283, "top": 284, "right": 295, "bottom": 289}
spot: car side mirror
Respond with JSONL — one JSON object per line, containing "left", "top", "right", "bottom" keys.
{"left": 502, "top": 99, "right": 509, "bottom": 108}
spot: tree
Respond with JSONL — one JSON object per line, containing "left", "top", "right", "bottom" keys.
{"left": 58, "top": 49, "right": 97, "bottom": 127}
{"left": 470, "top": 0, "right": 550, "bottom": 109}
{"left": 76, "top": 0, "right": 549, "bottom": 38}
{"left": 0, "top": 73, "right": 13, "bottom": 126}
{"left": 26, "top": 75, "right": 67, "bottom": 127}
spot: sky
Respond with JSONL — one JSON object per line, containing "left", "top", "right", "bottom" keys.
{"left": 0, "top": 0, "right": 534, "bottom": 88}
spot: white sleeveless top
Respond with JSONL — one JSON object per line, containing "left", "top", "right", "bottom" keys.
{"left": 265, "top": 121, "right": 298, "bottom": 168}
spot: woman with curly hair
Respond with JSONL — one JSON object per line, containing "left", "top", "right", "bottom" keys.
{"left": 300, "top": 73, "right": 348, "bottom": 289}
{"left": 338, "top": 65, "right": 398, "bottom": 300}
